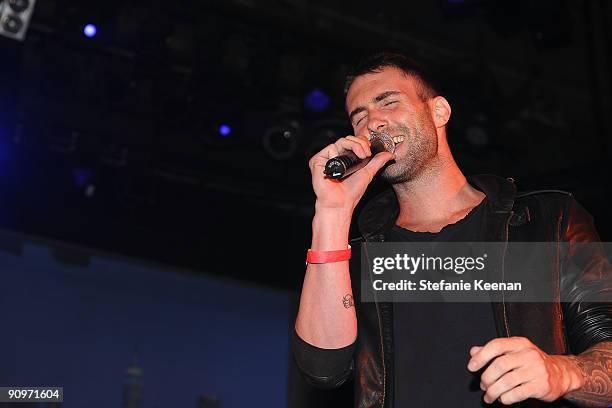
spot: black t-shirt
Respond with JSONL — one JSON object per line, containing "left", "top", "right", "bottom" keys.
{"left": 388, "top": 198, "right": 496, "bottom": 407}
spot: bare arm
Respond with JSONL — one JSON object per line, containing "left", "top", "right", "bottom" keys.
{"left": 294, "top": 135, "right": 395, "bottom": 349}
{"left": 294, "top": 209, "right": 357, "bottom": 349}
{"left": 564, "top": 341, "right": 612, "bottom": 407}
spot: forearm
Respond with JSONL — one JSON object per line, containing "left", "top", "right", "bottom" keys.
{"left": 294, "top": 209, "right": 357, "bottom": 349}
{"left": 564, "top": 341, "right": 612, "bottom": 407}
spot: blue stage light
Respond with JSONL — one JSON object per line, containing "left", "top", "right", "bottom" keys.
{"left": 219, "top": 124, "right": 232, "bottom": 137}
{"left": 73, "top": 168, "right": 91, "bottom": 188}
{"left": 84, "top": 24, "right": 97, "bottom": 38}
{"left": 304, "top": 89, "right": 330, "bottom": 113}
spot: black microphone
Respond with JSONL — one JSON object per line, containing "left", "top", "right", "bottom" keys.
{"left": 324, "top": 133, "right": 396, "bottom": 179}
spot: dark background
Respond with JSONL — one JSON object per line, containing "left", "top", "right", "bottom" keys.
{"left": 0, "top": 0, "right": 611, "bottom": 406}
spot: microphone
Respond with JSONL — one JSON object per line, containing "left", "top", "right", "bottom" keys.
{"left": 324, "top": 132, "right": 396, "bottom": 179}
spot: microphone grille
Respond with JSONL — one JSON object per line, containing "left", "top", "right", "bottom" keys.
{"left": 370, "top": 131, "right": 396, "bottom": 153}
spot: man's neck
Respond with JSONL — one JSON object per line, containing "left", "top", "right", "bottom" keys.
{"left": 392, "top": 160, "right": 485, "bottom": 233}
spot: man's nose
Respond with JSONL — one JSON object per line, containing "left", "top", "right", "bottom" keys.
{"left": 367, "top": 117, "right": 388, "bottom": 134}
{"left": 368, "top": 121, "right": 387, "bottom": 132}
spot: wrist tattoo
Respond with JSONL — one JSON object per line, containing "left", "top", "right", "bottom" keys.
{"left": 565, "top": 343, "right": 612, "bottom": 406}
{"left": 342, "top": 294, "right": 354, "bottom": 308}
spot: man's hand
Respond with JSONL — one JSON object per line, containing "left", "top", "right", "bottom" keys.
{"left": 309, "top": 135, "right": 395, "bottom": 214}
{"left": 467, "top": 337, "right": 584, "bottom": 405}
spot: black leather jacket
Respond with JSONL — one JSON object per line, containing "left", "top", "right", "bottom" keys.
{"left": 293, "top": 174, "right": 612, "bottom": 408}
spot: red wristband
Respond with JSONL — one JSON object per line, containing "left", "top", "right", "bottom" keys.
{"left": 306, "top": 245, "right": 351, "bottom": 264}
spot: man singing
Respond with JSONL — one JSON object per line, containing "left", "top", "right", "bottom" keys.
{"left": 292, "top": 52, "right": 612, "bottom": 407}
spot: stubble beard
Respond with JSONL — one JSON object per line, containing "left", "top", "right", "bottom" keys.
{"left": 379, "top": 113, "right": 439, "bottom": 185}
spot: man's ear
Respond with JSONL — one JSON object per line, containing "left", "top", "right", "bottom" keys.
{"left": 430, "top": 96, "right": 451, "bottom": 128}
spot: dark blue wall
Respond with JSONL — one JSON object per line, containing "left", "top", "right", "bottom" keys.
{"left": 0, "top": 231, "right": 291, "bottom": 407}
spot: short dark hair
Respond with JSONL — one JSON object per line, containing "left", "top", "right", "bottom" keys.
{"left": 344, "top": 52, "right": 439, "bottom": 101}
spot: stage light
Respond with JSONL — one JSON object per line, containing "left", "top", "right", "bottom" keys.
{"left": 199, "top": 121, "right": 239, "bottom": 147}
{"left": 262, "top": 120, "right": 300, "bottom": 160}
{"left": 0, "top": 0, "right": 36, "bottom": 41}
{"left": 84, "top": 23, "right": 97, "bottom": 38}
{"left": 218, "top": 124, "right": 232, "bottom": 137}
{"left": 72, "top": 168, "right": 91, "bottom": 188}
{"left": 8, "top": 0, "right": 29, "bottom": 13}
{"left": 304, "top": 89, "right": 330, "bottom": 113}
{"left": 2, "top": 14, "right": 22, "bottom": 33}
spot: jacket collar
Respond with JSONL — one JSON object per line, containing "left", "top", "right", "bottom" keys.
{"left": 357, "top": 174, "right": 517, "bottom": 239}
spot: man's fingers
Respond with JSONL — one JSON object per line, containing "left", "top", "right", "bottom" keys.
{"left": 468, "top": 337, "right": 530, "bottom": 372}
{"left": 309, "top": 143, "right": 340, "bottom": 173}
{"left": 345, "top": 136, "right": 372, "bottom": 156}
{"left": 309, "top": 136, "right": 393, "bottom": 180}
{"left": 470, "top": 346, "right": 483, "bottom": 357}
{"left": 309, "top": 136, "right": 370, "bottom": 172}
{"left": 334, "top": 137, "right": 369, "bottom": 159}
{"left": 482, "top": 367, "right": 529, "bottom": 404}
{"left": 498, "top": 383, "right": 535, "bottom": 405}
{"left": 361, "top": 151, "right": 396, "bottom": 179}
{"left": 480, "top": 353, "right": 524, "bottom": 389}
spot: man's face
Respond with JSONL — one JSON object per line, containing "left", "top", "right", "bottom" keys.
{"left": 345, "top": 67, "right": 438, "bottom": 184}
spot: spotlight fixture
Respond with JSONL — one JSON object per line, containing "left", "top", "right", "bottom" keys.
{"left": 262, "top": 120, "right": 300, "bottom": 160}
{"left": 2, "top": 14, "right": 22, "bottom": 33}
{"left": 8, "top": 0, "right": 29, "bottom": 13}
{"left": 0, "top": 0, "right": 36, "bottom": 41}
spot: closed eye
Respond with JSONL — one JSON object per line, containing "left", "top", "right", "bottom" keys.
{"left": 384, "top": 100, "right": 398, "bottom": 106}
